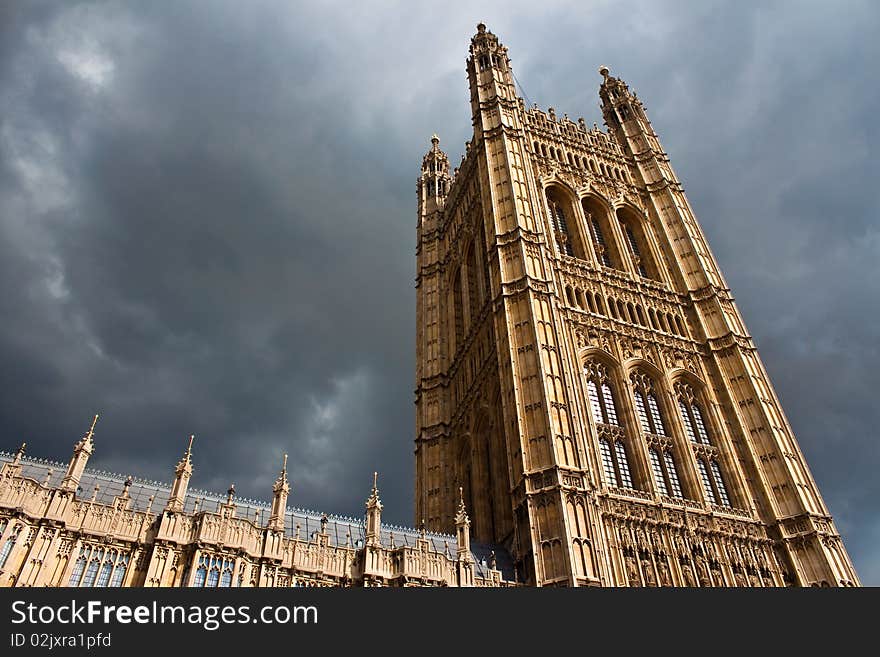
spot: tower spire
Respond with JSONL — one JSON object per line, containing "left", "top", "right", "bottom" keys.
{"left": 455, "top": 487, "right": 472, "bottom": 560}
{"left": 467, "top": 22, "right": 517, "bottom": 136}
{"left": 12, "top": 442, "right": 26, "bottom": 466}
{"left": 60, "top": 414, "right": 98, "bottom": 493}
{"left": 4, "top": 442, "right": 27, "bottom": 477}
{"left": 268, "top": 453, "right": 290, "bottom": 531}
{"left": 364, "top": 471, "right": 383, "bottom": 547}
{"left": 165, "top": 435, "right": 194, "bottom": 512}
{"left": 420, "top": 134, "right": 451, "bottom": 208}
{"left": 454, "top": 487, "right": 474, "bottom": 587}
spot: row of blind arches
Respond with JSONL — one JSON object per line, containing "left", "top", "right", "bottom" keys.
{"left": 585, "top": 361, "right": 732, "bottom": 507}
{"left": 564, "top": 285, "right": 686, "bottom": 337}
{"left": 533, "top": 141, "right": 631, "bottom": 184}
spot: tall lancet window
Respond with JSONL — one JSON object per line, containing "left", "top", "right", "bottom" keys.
{"left": 0, "top": 523, "right": 20, "bottom": 569}
{"left": 547, "top": 194, "right": 574, "bottom": 256}
{"left": 466, "top": 243, "right": 481, "bottom": 327}
{"left": 68, "top": 548, "right": 87, "bottom": 586}
{"left": 696, "top": 459, "right": 731, "bottom": 506}
{"left": 585, "top": 360, "right": 635, "bottom": 489}
{"left": 631, "top": 371, "right": 683, "bottom": 498}
{"left": 545, "top": 187, "right": 586, "bottom": 259}
{"left": 617, "top": 207, "right": 658, "bottom": 280}
{"left": 649, "top": 448, "right": 684, "bottom": 498}
{"left": 676, "top": 381, "right": 733, "bottom": 507}
{"left": 630, "top": 372, "right": 667, "bottom": 437}
{"left": 676, "top": 382, "right": 712, "bottom": 446}
{"left": 587, "top": 375, "right": 619, "bottom": 426}
{"left": 81, "top": 548, "right": 104, "bottom": 587}
{"left": 452, "top": 268, "right": 464, "bottom": 349}
{"left": 110, "top": 554, "right": 129, "bottom": 588}
{"left": 582, "top": 197, "right": 623, "bottom": 269}
{"left": 193, "top": 555, "right": 208, "bottom": 587}
{"left": 623, "top": 223, "right": 648, "bottom": 277}
{"left": 96, "top": 558, "right": 114, "bottom": 587}
{"left": 590, "top": 216, "right": 612, "bottom": 267}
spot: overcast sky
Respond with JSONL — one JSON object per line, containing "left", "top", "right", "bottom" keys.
{"left": 0, "top": 0, "right": 877, "bottom": 585}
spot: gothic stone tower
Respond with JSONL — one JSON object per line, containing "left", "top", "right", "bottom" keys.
{"left": 414, "top": 24, "right": 859, "bottom": 587}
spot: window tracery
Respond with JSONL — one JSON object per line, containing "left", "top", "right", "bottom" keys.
{"left": 68, "top": 545, "right": 130, "bottom": 587}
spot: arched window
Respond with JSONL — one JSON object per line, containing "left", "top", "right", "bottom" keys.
{"left": 586, "top": 291, "right": 596, "bottom": 313}
{"left": 193, "top": 554, "right": 234, "bottom": 588}
{"left": 676, "top": 383, "right": 711, "bottom": 445}
{"left": 630, "top": 372, "right": 666, "bottom": 437}
{"left": 206, "top": 556, "right": 221, "bottom": 587}
{"left": 617, "top": 208, "right": 658, "bottom": 280}
{"left": 675, "top": 315, "right": 686, "bottom": 336}
{"left": 82, "top": 549, "right": 103, "bottom": 587}
{"left": 649, "top": 447, "right": 684, "bottom": 498}
{"left": 585, "top": 360, "right": 635, "bottom": 489}
{"left": 623, "top": 223, "right": 647, "bottom": 277}
{"left": 110, "top": 555, "right": 129, "bottom": 588}
{"left": 697, "top": 459, "right": 731, "bottom": 506}
{"left": 479, "top": 221, "right": 492, "bottom": 303}
{"left": 68, "top": 549, "right": 87, "bottom": 587}
{"left": 590, "top": 216, "right": 611, "bottom": 266}
{"left": 0, "top": 524, "right": 20, "bottom": 569}
{"left": 465, "top": 242, "right": 480, "bottom": 325}
{"left": 96, "top": 559, "right": 113, "bottom": 587}
{"left": 586, "top": 374, "right": 619, "bottom": 426}
{"left": 66, "top": 546, "right": 130, "bottom": 588}
{"left": 192, "top": 555, "right": 208, "bottom": 588}
{"left": 598, "top": 438, "right": 635, "bottom": 489}
{"left": 582, "top": 197, "right": 623, "bottom": 270}
{"left": 633, "top": 372, "right": 686, "bottom": 499}
{"left": 220, "top": 561, "right": 234, "bottom": 588}
{"left": 676, "top": 381, "right": 732, "bottom": 507}
{"left": 546, "top": 187, "right": 587, "bottom": 259}
{"left": 452, "top": 268, "right": 464, "bottom": 348}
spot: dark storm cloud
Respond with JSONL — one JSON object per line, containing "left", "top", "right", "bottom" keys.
{"left": 1, "top": 1, "right": 877, "bottom": 583}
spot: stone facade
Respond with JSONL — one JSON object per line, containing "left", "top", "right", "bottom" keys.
{"left": 414, "top": 24, "right": 860, "bottom": 587}
{"left": 0, "top": 432, "right": 512, "bottom": 587}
